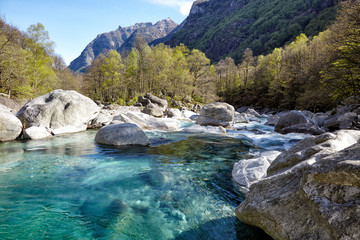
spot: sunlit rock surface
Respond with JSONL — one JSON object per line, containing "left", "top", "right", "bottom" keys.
{"left": 0, "top": 104, "right": 22, "bottom": 142}
{"left": 236, "top": 130, "right": 360, "bottom": 240}
{"left": 95, "top": 123, "right": 150, "bottom": 146}
{"left": 17, "top": 90, "right": 99, "bottom": 136}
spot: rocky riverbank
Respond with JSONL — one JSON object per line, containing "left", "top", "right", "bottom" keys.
{"left": 1, "top": 90, "right": 359, "bottom": 239}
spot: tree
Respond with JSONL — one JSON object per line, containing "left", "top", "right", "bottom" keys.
{"left": 100, "top": 50, "right": 124, "bottom": 102}
{"left": 186, "top": 49, "right": 212, "bottom": 100}
{"left": 322, "top": 0, "right": 360, "bottom": 101}
{"left": 25, "top": 23, "right": 57, "bottom": 96}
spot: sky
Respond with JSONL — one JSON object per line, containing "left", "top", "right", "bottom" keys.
{"left": 0, "top": 0, "right": 195, "bottom": 65}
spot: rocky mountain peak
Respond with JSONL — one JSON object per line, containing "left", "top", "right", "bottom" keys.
{"left": 69, "top": 18, "right": 178, "bottom": 72}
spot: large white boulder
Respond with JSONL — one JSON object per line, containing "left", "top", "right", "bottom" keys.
{"left": 113, "top": 111, "right": 180, "bottom": 131}
{"left": 0, "top": 104, "right": 22, "bottom": 142}
{"left": 232, "top": 151, "right": 281, "bottom": 190}
{"left": 17, "top": 90, "right": 99, "bottom": 135}
{"left": 23, "top": 126, "right": 54, "bottom": 140}
{"left": 95, "top": 123, "right": 150, "bottom": 146}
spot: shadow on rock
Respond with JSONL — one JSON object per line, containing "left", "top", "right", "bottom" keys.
{"left": 175, "top": 216, "right": 273, "bottom": 240}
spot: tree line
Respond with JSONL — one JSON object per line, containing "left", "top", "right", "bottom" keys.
{"left": 83, "top": 39, "right": 217, "bottom": 105}
{"left": 1, "top": 0, "right": 359, "bottom": 112}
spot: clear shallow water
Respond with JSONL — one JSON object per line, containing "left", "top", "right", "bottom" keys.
{"left": 0, "top": 125, "right": 304, "bottom": 239}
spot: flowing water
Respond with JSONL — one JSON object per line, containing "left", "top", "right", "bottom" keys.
{"left": 0, "top": 122, "right": 305, "bottom": 239}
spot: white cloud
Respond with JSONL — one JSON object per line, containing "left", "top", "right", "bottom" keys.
{"left": 146, "top": 0, "right": 194, "bottom": 16}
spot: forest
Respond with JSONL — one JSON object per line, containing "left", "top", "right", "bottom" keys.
{"left": 0, "top": 0, "right": 359, "bottom": 112}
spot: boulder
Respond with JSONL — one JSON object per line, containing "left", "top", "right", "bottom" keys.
{"left": 232, "top": 151, "right": 281, "bottom": 190}
{"left": 323, "top": 112, "right": 358, "bottom": 130}
{"left": 0, "top": 104, "right": 23, "bottom": 142}
{"left": 279, "top": 122, "right": 325, "bottom": 135}
{"left": 274, "top": 110, "right": 310, "bottom": 131}
{"left": 95, "top": 123, "right": 150, "bottom": 146}
{"left": 167, "top": 108, "right": 182, "bottom": 119}
{"left": 234, "top": 112, "right": 249, "bottom": 123}
{"left": 236, "top": 130, "right": 360, "bottom": 240}
{"left": 138, "top": 96, "right": 151, "bottom": 107}
{"left": 274, "top": 110, "right": 323, "bottom": 135}
{"left": 16, "top": 90, "right": 99, "bottom": 135}
{"left": 142, "top": 103, "right": 163, "bottom": 117}
{"left": 23, "top": 126, "right": 54, "bottom": 140}
{"left": 181, "top": 110, "right": 198, "bottom": 120}
{"left": 88, "top": 111, "right": 112, "bottom": 129}
{"left": 265, "top": 115, "right": 279, "bottom": 126}
{"left": 245, "top": 108, "right": 261, "bottom": 118}
{"left": 196, "top": 102, "right": 235, "bottom": 127}
{"left": 192, "top": 104, "right": 202, "bottom": 113}
{"left": 113, "top": 111, "right": 180, "bottom": 131}
{"left": 145, "top": 93, "right": 168, "bottom": 111}
{"left": 0, "top": 96, "right": 26, "bottom": 114}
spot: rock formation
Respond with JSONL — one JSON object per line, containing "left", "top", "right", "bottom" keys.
{"left": 95, "top": 123, "right": 150, "bottom": 146}
{"left": 196, "top": 102, "right": 234, "bottom": 127}
{"left": 69, "top": 19, "right": 178, "bottom": 72}
{"left": 17, "top": 89, "right": 99, "bottom": 135}
{"left": 235, "top": 130, "right": 360, "bottom": 240}
{"left": 0, "top": 104, "right": 22, "bottom": 142}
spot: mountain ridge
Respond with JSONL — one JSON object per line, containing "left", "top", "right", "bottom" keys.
{"left": 69, "top": 18, "right": 178, "bottom": 72}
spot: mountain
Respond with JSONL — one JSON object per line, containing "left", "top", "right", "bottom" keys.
{"left": 167, "top": 0, "right": 338, "bottom": 63}
{"left": 69, "top": 18, "right": 178, "bottom": 72}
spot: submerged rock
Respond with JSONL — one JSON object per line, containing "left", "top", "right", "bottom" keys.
{"left": 17, "top": 90, "right": 99, "bottom": 136}
{"left": 95, "top": 123, "right": 150, "bottom": 146}
{"left": 236, "top": 130, "right": 360, "bottom": 240}
{"left": 196, "top": 102, "right": 234, "bottom": 127}
{"left": 0, "top": 104, "right": 22, "bottom": 142}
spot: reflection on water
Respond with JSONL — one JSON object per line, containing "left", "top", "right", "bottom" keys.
{"left": 0, "top": 129, "right": 274, "bottom": 239}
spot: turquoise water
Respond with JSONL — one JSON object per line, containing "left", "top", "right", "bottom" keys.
{"left": 0, "top": 125, "right": 300, "bottom": 239}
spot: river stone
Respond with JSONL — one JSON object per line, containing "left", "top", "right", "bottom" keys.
{"left": 17, "top": 90, "right": 99, "bottom": 135}
{"left": 265, "top": 115, "right": 279, "bottom": 126}
{"left": 268, "top": 130, "right": 360, "bottom": 176}
{"left": 234, "top": 112, "right": 249, "bottom": 123}
{"left": 23, "top": 126, "right": 54, "bottom": 140}
{"left": 142, "top": 103, "right": 163, "bottom": 117}
{"left": 196, "top": 102, "right": 235, "bottom": 127}
{"left": 274, "top": 110, "right": 310, "bottom": 132}
{"left": 236, "top": 130, "right": 360, "bottom": 240}
{"left": 145, "top": 93, "right": 168, "bottom": 111}
{"left": 0, "top": 104, "right": 22, "bottom": 142}
{"left": 232, "top": 151, "right": 281, "bottom": 190}
{"left": 95, "top": 123, "right": 150, "bottom": 146}
{"left": 113, "top": 111, "right": 180, "bottom": 131}
{"left": 323, "top": 112, "right": 358, "bottom": 130}
{"left": 167, "top": 108, "right": 182, "bottom": 119}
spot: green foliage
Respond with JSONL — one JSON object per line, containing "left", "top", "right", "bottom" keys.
{"left": 168, "top": 0, "right": 338, "bottom": 63}
{"left": 0, "top": 19, "right": 75, "bottom": 100}
{"left": 217, "top": 0, "right": 360, "bottom": 112}
{"left": 84, "top": 42, "right": 217, "bottom": 104}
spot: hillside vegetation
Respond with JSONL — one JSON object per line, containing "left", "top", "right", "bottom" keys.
{"left": 0, "top": 19, "right": 81, "bottom": 100}
{"left": 168, "top": 0, "right": 338, "bottom": 63}
{"left": 1, "top": 0, "right": 358, "bottom": 113}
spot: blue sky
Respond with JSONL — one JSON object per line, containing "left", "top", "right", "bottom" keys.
{"left": 0, "top": 0, "right": 194, "bottom": 65}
